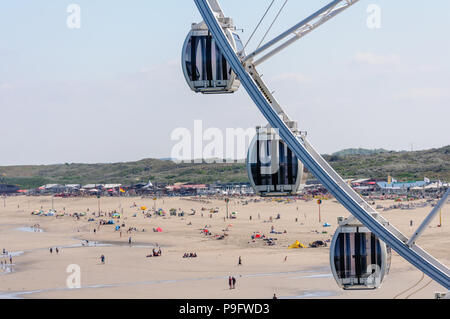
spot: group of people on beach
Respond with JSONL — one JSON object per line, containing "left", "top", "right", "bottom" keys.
{"left": 182, "top": 252, "right": 197, "bottom": 258}
{"left": 1, "top": 249, "right": 13, "bottom": 271}
{"left": 146, "top": 247, "right": 162, "bottom": 258}
{"left": 0, "top": 259, "right": 10, "bottom": 269}
{"left": 126, "top": 227, "right": 140, "bottom": 233}
{"left": 1, "top": 249, "right": 13, "bottom": 263}
{"left": 228, "top": 276, "right": 237, "bottom": 289}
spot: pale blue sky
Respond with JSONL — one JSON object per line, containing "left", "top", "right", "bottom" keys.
{"left": 0, "top": 1, "right": 449, "bottom": 165}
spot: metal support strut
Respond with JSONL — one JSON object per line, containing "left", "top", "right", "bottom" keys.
{"left": 243, "top": 0, "right": 360, "bottom": 66}
{"left": 407, "top": 188, "right": 449, "bottom": 247}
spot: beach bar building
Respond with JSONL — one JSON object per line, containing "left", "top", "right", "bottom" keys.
{"left": 0, "top": 184, "right": 19, "bottom": 194}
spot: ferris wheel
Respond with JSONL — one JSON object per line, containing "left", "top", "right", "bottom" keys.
{"left": 181, "top": 0, "right": 450, "bottom": 291}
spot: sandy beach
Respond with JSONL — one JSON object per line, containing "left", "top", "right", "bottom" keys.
{"left": 0, "top": 195, "right": 448, "bottom": 299}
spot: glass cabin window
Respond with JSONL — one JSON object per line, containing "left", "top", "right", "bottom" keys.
{"left": 185, "top": 35, "right": 232, "bottom": 84}
{"left": 250, "top": 138, "right": 298, "bottom": 191}
{"left": 334, "top": 232, "right": 383, "bottom": 282}
{"left": 233, "top": 33, "right": 244, "bottom": 53}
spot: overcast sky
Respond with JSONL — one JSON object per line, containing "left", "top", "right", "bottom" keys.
{"left": 1, "top": 0, "right": 449, "bottom": 166}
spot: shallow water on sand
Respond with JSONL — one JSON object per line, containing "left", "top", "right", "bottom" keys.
{"left": 15, "top": 227, "right": 44, "bottom": 233}
{"left": 0, "top": 239, "right": 161, "bottom": 279}
{"left": 291, "top": 273, "right": 333, "bottom": 279}
{"left": 282, "top": 291, "right": 338, "bottom": 299}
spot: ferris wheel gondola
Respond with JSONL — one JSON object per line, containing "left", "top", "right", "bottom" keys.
{"left": 181, "top": 20, "right": 243, "bottom": 94}
{"left": 330, "top": 215, "right": 392, "bottom": 289}
{"left": 246, "top": 126, "right": 304, "bottom": 196}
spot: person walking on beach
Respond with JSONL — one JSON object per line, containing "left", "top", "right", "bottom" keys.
{"left": 56, "top": 248, "right": 59, "bottom": 254}
{"left": 273, "top": 293, "right": 277, "bottom": 299}
{"left": 232, "top": 276, "right": 236, "bottom": 289}
{"left": 128, "top": 237, "right": 132, "bottom": 246}
{"left": 50, "top": 247, "right": 53, "bottom": 254}
{"left": 228, "top": 276, "right": 232, "bottom": 289}
{"left": 238, "top": 256, "right": 242, "bottom": 266}
{"left": 100, "top": 254, "right": 105, "bottom": 264}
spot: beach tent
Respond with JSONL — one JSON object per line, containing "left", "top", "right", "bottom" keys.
{"left": 288, "top": 240, "right": 306, "bottom": 249}
{"left": 156, "top": 227, "right": 163, "bottom": 232}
